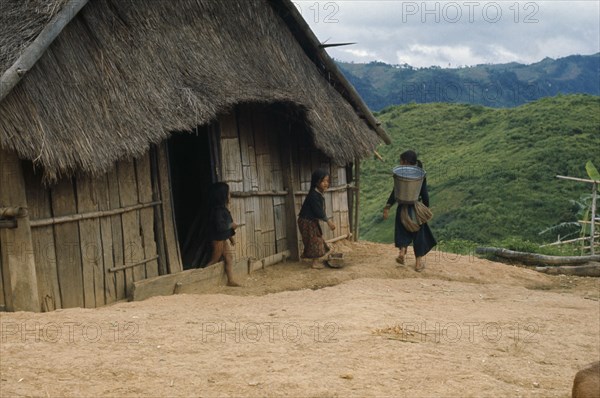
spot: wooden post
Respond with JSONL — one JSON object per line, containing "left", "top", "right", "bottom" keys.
{"left": 556, "top": 175, "right": 600, "bottom": 254}
{"left": 272, "top": 0, "right": 391, "bottom": 145}
{"left": 75, "top": 175, "right": 102, "bottom": 308}
{"left": 107, "top": 166, "right": 126, "bottom": 300}
{"left": 118, "top": 160, "right": 144, "bottom": 294}
{"left": 475, "top": 246, "right": 600, "bottom": 264}
{"left": 354, "top": 159, "right": 361, "bottom": 241}
{"left": 96, "top": 174, "right": 117, "bottom": 305}
{"left": 51, "top": 177, "right": 84, "bottom": 308}
{"left": 280, "top": 123, "right": 300, "bottom": 260}
{"left": 0, "top": 150, "right": 40, "bottom": 311}
{"left": 347, "top": 166, "right": 354, "bottom": 240}
{"left": 0, "top": 0, "right": 89, "bottom": 102}
{"left": 591, "top": 182, "right": 597, "bottom": 255}
{"left": 157, "top": 143, "right": 183, "bottom": 274}
{"left": 150, "top": 146, "right": 168, "bottom": 276}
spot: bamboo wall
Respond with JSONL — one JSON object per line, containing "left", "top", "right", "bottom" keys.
{"left": 219, "top": 104, "right": 351, "bottom": 263}
{"left": 219, "top": 105, "right": 285, "bottom": 262}
{"left": 1, "top": 149, "right": 40, "bottom": 312}
{"left": 0, "top": 235, "right": 4, "bottom": 310}
{"left": 0, "top": 147, "right": 181, "bottom": 311}
{"left": 290, "top": 123, "right": 350, "bottom": 244}
{"left": 0, "top": 103, "right": 354, "bottom": 311}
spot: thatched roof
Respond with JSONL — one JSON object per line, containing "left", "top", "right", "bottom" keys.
{"left": 0, "top": 0, "right": 389, "bottom": 181}
{"left": 0, "top": 0, "right": 70, "bottom": 73}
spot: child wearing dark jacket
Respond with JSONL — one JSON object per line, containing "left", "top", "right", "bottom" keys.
{"left": 206, "top": 182, "right": 240, "bottom": 286}
{"left": 298, "top": 169, "right": 336, "bottom": 269}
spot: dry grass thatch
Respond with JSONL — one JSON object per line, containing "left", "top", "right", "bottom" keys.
{"left": 0, "top": 0, "right": 70, "bottom": 73}
{"left": 0, "top": 0, "right": 384, "bottom": 181}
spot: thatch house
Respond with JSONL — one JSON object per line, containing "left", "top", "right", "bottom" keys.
{"left": 0, "top": 0, "right": 390, "bottom": 312}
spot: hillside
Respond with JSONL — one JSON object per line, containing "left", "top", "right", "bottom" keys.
{"left": 338, "top": 53, "right": 600, "bottom": 110}
{"left": 359, "top": 94, "right": 600, "bottom": 250}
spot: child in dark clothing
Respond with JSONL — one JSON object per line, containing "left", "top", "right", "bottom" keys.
{"left": 298, "top": 169, "right": 336, "bottom": 269}
{"left": 206, "top": 182, "right": 240, "bottom": 286}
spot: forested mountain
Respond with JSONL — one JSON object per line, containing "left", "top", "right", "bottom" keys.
{"left": 338, "top": 54, "right": 600, "bottom": 110}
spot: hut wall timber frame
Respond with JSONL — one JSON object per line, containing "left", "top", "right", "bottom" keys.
{"left": 0, "top": 103, "right": 354, "bottom": 312}
{"left": 0, "top": 145, "right": 178, "bottom": 312}
{"left": 220, "top": 104, "right": 352, "bottom": 263}
{"left": 0, "top": 0, "right": 390, "bottom": 311}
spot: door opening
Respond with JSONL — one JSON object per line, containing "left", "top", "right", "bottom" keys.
{"left": 167, "top": 126, "right": 216, "bottom": 269}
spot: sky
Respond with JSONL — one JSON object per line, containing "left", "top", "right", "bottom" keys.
{"left": 297, "top": 1, "right": 600, "bottom": 68}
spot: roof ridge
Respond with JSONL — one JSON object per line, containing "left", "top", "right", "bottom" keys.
{"left": 271, "top": 0, "right": 390, "bottom": 144}
{"left": 0, "top": 0, "right": 89, "bottom": 102}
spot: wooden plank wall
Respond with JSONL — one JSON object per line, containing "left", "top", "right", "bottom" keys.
{"left": 75, "top": 175, "right": 103, "bottom": 308}
{"left": 329, "top": 166, "right": 351, "bottom": 241}
{"left": 107, "top": 167, "right": 126, "bottom": 301}
{"left": 290, "top": 124, "right": 350, "bottom": 252}
{"left": 220, "top": 105, "right": 287, "bottom": 262}
{"left": 219, "top": 104, "right": 351, "bottom": 263}
{"left": 97, "top": 174, "right": 117, "bottom": 304}
{"left": 156, "top": 144, "right": 183, "bottom": 275}
{"left": 22, "top": 151, "right": 163, "bottom": 310}
{"left": 0, "top": 150, "right": 40, "bottom": 311}
{"left": 0, "top": 238, "right": 4, "bottom": 309}
{"left": 50, "top": 178, "right": 85, "bottom": 308}
{"left": 22, "top": 163, "right": 61, "bottom": 311}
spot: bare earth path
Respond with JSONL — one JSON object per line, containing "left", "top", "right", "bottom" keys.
{"left": 1, "top": 241, "right": 599, "bottom": 397}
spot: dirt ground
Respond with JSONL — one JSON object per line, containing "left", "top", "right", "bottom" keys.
{"left": 1, "top": 240, "right": 599, "bottom": 398}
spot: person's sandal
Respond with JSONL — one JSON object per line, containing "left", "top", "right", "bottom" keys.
{"left": 415, "top": 261, "right": 426, "bottom": 272}
{"left": 396, "top": 255, "right": 405, "bottom": 265}
{"left": 311, "top": 262, "right": 325, "bottom": 269}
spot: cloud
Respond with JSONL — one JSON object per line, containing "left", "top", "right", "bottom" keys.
{"left": 396, "top": 45, "right": 487, "bottom": 68}
{"left": 298, "top": 0, "right": 600, "bottom": 67}
{"left": 340, "top": 48, "right": 379, "bottom": 58}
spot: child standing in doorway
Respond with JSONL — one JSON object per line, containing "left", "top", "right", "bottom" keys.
{"left": 206, "top": 182, "right": 241, "bottom": 286}
{"left": 298, "top": 169, "right": 336, "bottom": 269}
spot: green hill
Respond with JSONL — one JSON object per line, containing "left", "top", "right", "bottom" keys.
{"left": 338, "top": 53, "right": 600, "bottom": 110}
{"left": 359, "top": 94, "right": 600, "bottom": 252}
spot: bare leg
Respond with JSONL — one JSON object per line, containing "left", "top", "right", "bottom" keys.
{"left": 207, "top": 240, "right": 224, "bottom": 266}
{"left": 311, "top": 258, "right": 324, "bottom": 269}
{"left": 309, "top": 237, "right": 326, "bottom": 269}
{"left": 223, "top": 240, "right": 240, "bottom": 287}
{"left": 396, "top": 247, "right": 407, "bottom": 265}
{"left": 207, "top": 241, "right": 240, "bottom": 286}
{"left": 415, "top": 256, "right": 425, "bottom": 272}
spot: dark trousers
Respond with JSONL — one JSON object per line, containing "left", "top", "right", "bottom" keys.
{"left": 394, "top": 205, "right": 437, "bottom": 257}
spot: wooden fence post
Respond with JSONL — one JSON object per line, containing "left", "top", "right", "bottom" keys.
{"left": 354, "top": 159, "right": 361, "bottom": 241}
{"left": 0, "top": 150, "right": 40, "bottom": 311}
{"left": 556, "top": 175, "right": 599, "bottom": 254}
{"left": 591, "top": 182, "right": 597, "bottom": 255}
{"left": 280, "top": 123, "right": 299, "bottom": 261}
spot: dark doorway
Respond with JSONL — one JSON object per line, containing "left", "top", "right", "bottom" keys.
{"left": 167, "top": 126, "right": 216, "bottom": 269}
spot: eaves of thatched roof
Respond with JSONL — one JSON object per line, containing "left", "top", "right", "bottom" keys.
{"left": 0, "top": 0, "right": 390, "bottom": 181}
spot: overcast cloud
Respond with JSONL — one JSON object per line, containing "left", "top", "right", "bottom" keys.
{"left": 296, "top": 1, "right": 600, "bottom": 67}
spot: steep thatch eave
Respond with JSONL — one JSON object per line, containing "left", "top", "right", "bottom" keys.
{"left": 0, "top": 0, "right": 386, "bottom": 181}
{"left": 0, "top": 0, "right": 71, "bottom": 73}
{"left": 0, "top": 0, "right": 87, "bottom": 104}
{"left": 269, "top": 0, "right": 391, "bottom": 145}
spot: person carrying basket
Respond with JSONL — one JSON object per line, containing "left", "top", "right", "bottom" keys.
{"left": 383, "top": 150, "right": 437, "bottom": 272}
